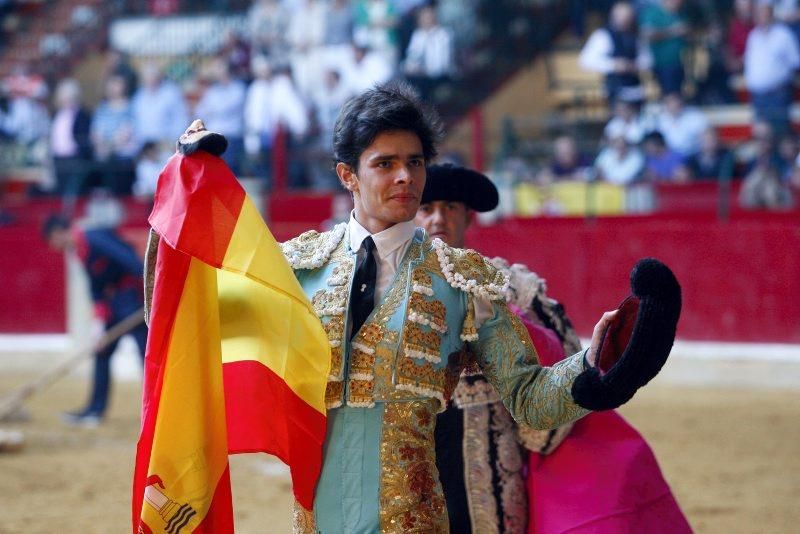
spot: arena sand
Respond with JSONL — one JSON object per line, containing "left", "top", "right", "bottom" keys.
{"left": 0, "top": 373, "right": 797, "bottom": 533}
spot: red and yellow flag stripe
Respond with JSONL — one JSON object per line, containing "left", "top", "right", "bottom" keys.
{"left": 133, "top": 152, "right": 329, "bottom": 533}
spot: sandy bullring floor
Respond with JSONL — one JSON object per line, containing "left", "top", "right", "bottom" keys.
{"left": 0, "top": 371, "right": 798, "bottom": 533}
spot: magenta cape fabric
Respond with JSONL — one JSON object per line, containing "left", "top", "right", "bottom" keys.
{"left": 522, "top": 316, "right": 692, "bottom": 534}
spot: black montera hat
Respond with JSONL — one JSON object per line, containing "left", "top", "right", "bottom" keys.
{"left": 422, "top": 164, "right": 499, "bottom": 212}
{"left": 571, "top": 258, "right": 682, "bottom": 411}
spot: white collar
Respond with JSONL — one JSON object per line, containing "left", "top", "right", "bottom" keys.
{"left": 348, "top": 212, "right": 417, "bottom": 258}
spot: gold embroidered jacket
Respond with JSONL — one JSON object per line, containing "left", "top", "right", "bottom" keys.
{"left": 282, "top": 224, "right": 590, "bottom": 533}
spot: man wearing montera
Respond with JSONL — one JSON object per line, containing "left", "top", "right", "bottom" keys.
{"left": 416, "top": 163, "right": 690, "bottom": 533}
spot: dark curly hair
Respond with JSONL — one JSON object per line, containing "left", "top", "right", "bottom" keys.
{"left": 333, "top": 81, "right": 443, "bottom": 171}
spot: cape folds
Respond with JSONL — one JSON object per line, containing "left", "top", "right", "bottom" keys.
{"left": 132, "top": 151, "right": 330, "bottom": 533}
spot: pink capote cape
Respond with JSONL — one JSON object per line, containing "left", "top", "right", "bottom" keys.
{"left": 523, "top": 317, "right": 692, "bottom": 534}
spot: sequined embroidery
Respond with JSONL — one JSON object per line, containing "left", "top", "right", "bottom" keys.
{"left": 311, "top": 286, "right": 348, "bottom": 317}
{"left": 292, "top": 500, "right": 316, "bottom": 534}
{"left": 395, "top": 357, "right": 446, "bottom": 410}
{"left": 347, "top": 378, "right": 375, "bottom": 408}
{"left": 345, "top": 243, "right": 420, "bottom": 408}
{"left": 463, "top": 403, "right": 498, "bottom": 534}
{"left": 379, "top": 400, "right": 448, "bottom": 533}
{"left": 473, "top": 304, "right": 589, "bottom": 429}
{"left": 325, "top": 381, "right": 343, "bottom": 409}
{"left": 407, "top": 292, "right": 447, "bottom": 333}
{"left": 281, "top": 223, "right": 346, "bottom": 270}
{"left": 452, "top": 376, "right": 502, "bottom": 408}
{"left": 490, "top": 402, "right": 527, "bottom": 533}
{"left": 401, "top": 323, "right": 442, "bottom": 364}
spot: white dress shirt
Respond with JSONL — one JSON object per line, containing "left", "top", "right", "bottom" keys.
{"left": 404, "top": 26, "right": 454, "bottom": 77}
{"left": 347, "top": 212, "right": 493, "bottom": 327}
{"left": 578, "top": 27, "right": 652, "bottom": 74}
{"left": 744, "top": 23, "right": 800, "bottom": 92}
{"left": 348, "top": 214, "right": 417, "bottom": 304}
{"left": 656, "top": 107, "right": 708, "bottom": 157}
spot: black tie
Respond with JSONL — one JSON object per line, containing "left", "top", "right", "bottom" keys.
{"left": 350, "top": 236, "right": 377, "bottom": 338}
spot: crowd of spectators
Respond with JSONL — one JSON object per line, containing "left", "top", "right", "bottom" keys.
{"left": 0, "top": 0, "right": 461, "bottom": 202}
{"left": 552, "top": 0, "right": 799, "bottom": 210}
{"left": 1, "top": 0, "right": 799, "bottom": 214}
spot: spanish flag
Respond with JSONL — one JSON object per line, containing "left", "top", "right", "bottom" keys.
{"left": 132, "top": 150, "right": 330, "bottom": 533}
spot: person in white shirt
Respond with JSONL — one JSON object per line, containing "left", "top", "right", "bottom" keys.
{"left": 344, "top": 42, "right": 394, "bottom": 95}
{"left": 578, "top": 1, "right": 652, "bottom": 105}
{"left": 286, "top": 0, "right": 328, "bottom": 98}
{"left": 744, "top": 0, "right": 800, "bottom": 136}
{"left": 603, "top": 90, "right": 650, "bottom": 145}
{"left": 403, "top": 5, "right": 454, "bottom": 101}
{"left": 655, "top": 92, "right": 709, "bottom": 157}
{"left": 595, "top": 123, "right": 645, "bottom": 185}
{"left": 310, "top": 68, "right": 353, "bottom": 190}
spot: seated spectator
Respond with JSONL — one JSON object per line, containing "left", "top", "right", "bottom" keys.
{"left": 194, "top": 57, "right": 246, "bottom": 174}
{"left": 403, "top": 5, "right": 454, "bottom": 101}
{"left": 639, "top": 0, "right": 689, "bottom": 95}
{"left": 642, "top": 130, "right": 685, "bottom": 181}
{"left": 685, "top": 128, "right": 734, "bottom": 181}
{"left": 132, "top": 141, "right": 161, "bottom": 201}
{"left": 287, "top": 0, "right": 327, "bottom": 97}
{"left": 91, "top": 75, "right": 137, "bottom": 195}
{"left": 740, "top": 120, "right": 794, "bottom": 209}
{"left": 322, "top": 0, "right": 356, "bottom": 68}
{"left": 740, "top": 159, "right": 794, "bottom": 208}
{"left": 344, "top": 41, "right": 393, "bottom": 95}
{"left": 50, "top": 78, "right": 93, "bottom": 198}
{"left": 536, "top": 135, "right": 593, "bottom": 184}
{"left": 312, "top": 68, "right": 351, "bottom": 152}
{"left": 310, "top": 68, "right": 352, "bottom": 190}
{"left": 655, "top": 92, "right": 708, "bottom": 158}
{"left": 325, "top": 0, "right": 354, "bottom": 48}
{"left": 354, "top": 0, "right": 399, "bottom": 65}
{"left": 248, "top": 0, "right": 290, "bottom": 58}
{"left": 103, "top": 49, "right": 138, "bottom": 97}
{"left": 725, "top": 0, "right": 754, "bottom": 74}
{"left": 595, "top": 124, "right": 645, "bottom": 185}
{"left": 244, "top": 55, "right": 274, "bottom": 180}
{"left": 132, "top": 63, "right": 188, "bottom": 151}
{"left": 220, "top": 30, "right": 251, "bottom": 82}
{"left": 579, "top": 1, "right": 651, "bottom": 105}
{"left": 744, "top": 1, "right": 800, "bottom": 138}
{"left": 604, "top": 89, "right": 649, "bottom": 145}
{"left": 2, "top": 77, "right": 49, "bottom": 152}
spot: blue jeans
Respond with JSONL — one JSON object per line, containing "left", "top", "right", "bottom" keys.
{"left": 654, "top": 63, "right": 685, "bottom": 96}
{"left": 751, "top": 84, "right": 793, "bottom": 139}
{"left": 85, "top": 288, "right": 147, "bottom": 415}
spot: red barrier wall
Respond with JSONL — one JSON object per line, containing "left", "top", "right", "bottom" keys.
{"left": 2, "top": 198, "right": 798, "bottom": 343}
{"left": 466, "top": 214, "right": 800, "bottom": 342}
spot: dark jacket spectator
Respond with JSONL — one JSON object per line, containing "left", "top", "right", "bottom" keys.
{"left": 685, "top": 129, "right": 734, "bottom": 181}
{"left": 579, "top": 2, "right": 651, "bottom": 105}
{"left": 51, "top": 78, "right": 93, "bottom": 197}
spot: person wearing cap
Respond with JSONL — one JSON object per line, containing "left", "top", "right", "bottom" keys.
{"left": 415, "top": 164, "right": 691, "bottom": 533}
{"left": 416, "top": 163, "right": 580, "bottom": 532}
{"left": 43, "top": 214, "right": 147, "bottom": 427}
{"left": 151, "top": 83, "right": 682, "bottom": 532}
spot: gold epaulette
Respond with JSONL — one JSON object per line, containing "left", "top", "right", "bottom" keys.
{"left": 280, "top": 223, "right": 347, "bottom": 270}
{"left": 430, "top": 239, "right": 509, "bottom": 301}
